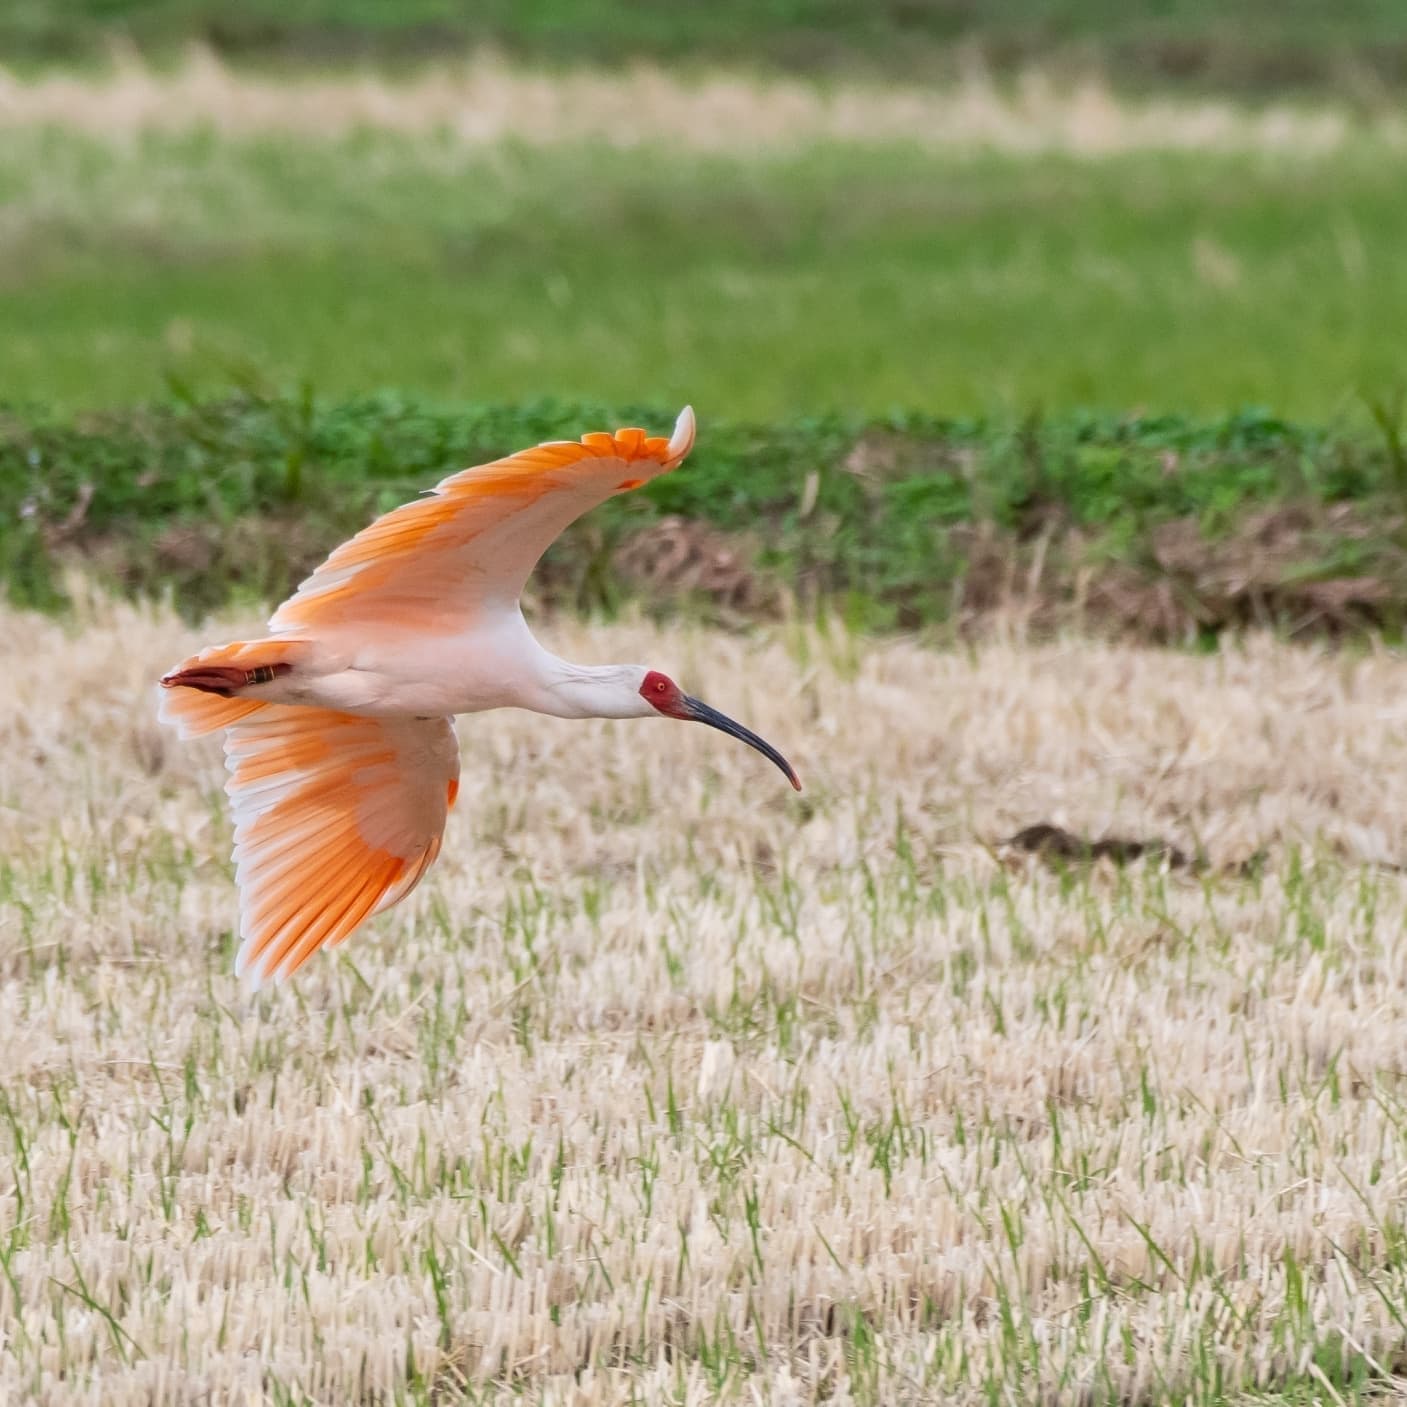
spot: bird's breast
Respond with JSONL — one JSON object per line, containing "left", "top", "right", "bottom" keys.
{"left": 313, "top": 614, "right": 540, "bottom": 718}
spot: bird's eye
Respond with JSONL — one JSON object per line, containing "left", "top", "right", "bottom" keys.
{"left": 655, "top": 680, "right": 668, "bottom": 693}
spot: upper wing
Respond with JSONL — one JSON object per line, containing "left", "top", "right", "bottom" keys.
{"left": 223, "top": 705, "right": 460, "bottom": 986}
{"left": 269, "top": 405, "right": 696, "bottom": 634}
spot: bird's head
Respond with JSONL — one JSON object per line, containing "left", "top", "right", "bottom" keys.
{"left": 635, "top": 669, "right": 801, "bottom": 790}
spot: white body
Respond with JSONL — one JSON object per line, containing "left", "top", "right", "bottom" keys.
{"left": 259, "top": 606, "right": 652, "bottom": 720}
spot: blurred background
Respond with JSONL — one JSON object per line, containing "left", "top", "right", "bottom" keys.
{"left": 5, "top": 0, "right": 1407, "bottom": 416}
{"left": 5, "top": 1, "right": 1407, "bottom": 632}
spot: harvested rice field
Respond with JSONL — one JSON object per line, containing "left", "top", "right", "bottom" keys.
{"left": 3, "top": 597, "right": 1407, "bottom": 1403}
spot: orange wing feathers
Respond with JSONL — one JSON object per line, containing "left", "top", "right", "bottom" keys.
{"left": 224, "top": 707, "right": 460, "bottom": 985}
{"left": 269, "top": 407, "right": 695, "bottom": 632}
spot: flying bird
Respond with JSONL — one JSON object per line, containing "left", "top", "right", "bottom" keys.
{"left": 159, "top": 407, "right": 799, "bottom": 986}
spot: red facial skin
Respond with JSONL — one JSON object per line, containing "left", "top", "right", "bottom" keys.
{"left": 640, "top": 670, "right": 689, "bottom": 718}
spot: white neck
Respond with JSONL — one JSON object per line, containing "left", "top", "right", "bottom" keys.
{"left": 516, "top": 638, "right": 652, "bottom": 720}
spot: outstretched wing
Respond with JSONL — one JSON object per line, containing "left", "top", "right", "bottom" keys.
{"left": 222, "top": 705, "right": 460, "bottom": 986}
{"left": 269, "top": 405, "right": 696, "bottom": 634}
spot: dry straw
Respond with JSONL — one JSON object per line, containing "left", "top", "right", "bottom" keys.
{"left": 2, "top": 594, "right": 1407, "bottom": 1402}
{"left": 0, "top": 48, "right": 1400, "bottom": 156}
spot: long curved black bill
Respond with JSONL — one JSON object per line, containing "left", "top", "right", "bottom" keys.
{"left": 682, "top": 695, "right": 802, "bottom": 790}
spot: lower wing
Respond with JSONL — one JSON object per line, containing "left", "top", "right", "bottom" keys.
{"left": 219, "top": 705, "right": 461, "bottom": 985}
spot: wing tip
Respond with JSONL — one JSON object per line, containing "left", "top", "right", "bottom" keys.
{"left": 236, "top": 932, "right": 314, "bottom": 990}
{"left": 667, "top": 405, "right": 696, "bottom": 467}
{"left": 234, "top": 933, "right": 274, "bottom": 991}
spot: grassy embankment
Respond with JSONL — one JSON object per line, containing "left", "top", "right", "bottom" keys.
{"left": 6, "top": 395, "right": 1407, "bottom": 639}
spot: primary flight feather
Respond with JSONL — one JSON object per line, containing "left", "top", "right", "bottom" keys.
{"left": 158, "top": 407, "right": 800, "bottom": 987}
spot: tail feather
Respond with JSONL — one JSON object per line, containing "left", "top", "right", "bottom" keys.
{"left": 157, "top": 638, "right": 309, "bottom": 739}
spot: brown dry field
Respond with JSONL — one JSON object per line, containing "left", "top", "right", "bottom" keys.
{"left": 3, "top": 595, "right": 1407, "bottom": 1403}
{"left": 1, "top": 49, "right": 1401, "bottom": 156}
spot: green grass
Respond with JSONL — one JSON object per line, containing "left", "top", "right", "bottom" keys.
{"left": 7, "top": 0, "right": 1407, "bottom": 93}
{"left": 3, "top": 132, "right": 1407, "bottom": 422}
{"left": 7, "top": 392, "right": 1407, "bottom": 638}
